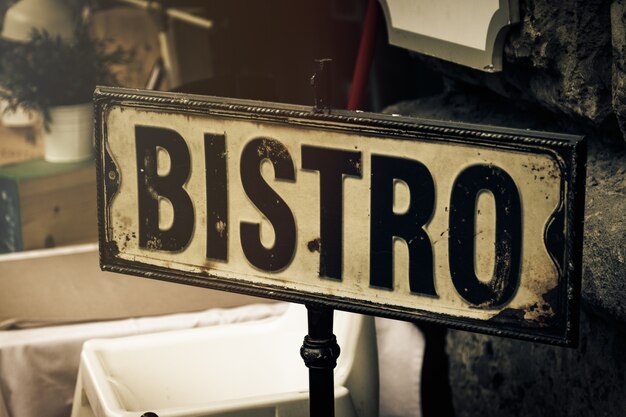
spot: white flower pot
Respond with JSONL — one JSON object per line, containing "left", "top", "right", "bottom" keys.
{"left": 0, "top": 99, "right": 38, "bottom": 127}
{"left": 44, "top": 103, "right": 94, "bottom": 163}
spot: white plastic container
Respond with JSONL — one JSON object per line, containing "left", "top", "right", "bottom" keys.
{"left": 0, "top": 100, "right": 38, "bottom": 127}
{"left": 71, "top": 304, "right": 378, "bottom": 417}
{"left": 44, "top": 103, "right": 93, "bottom": 163}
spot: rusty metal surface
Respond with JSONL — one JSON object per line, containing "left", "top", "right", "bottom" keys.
{"left": 94, "top": 86, "right": 586, "bottom": 346}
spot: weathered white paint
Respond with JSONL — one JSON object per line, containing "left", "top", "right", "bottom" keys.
{"left": 378, "top": 0, "right": 520, "bottom": 71}
{"left": 384, "top": 0, "right": 500, "bottom": 51}
{"left": 104, "top": 106, "right": 561, "bottom": 323}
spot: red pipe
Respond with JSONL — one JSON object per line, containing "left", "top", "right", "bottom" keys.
{"left": 347, "top": 0, "right": 380, "bottom": 111}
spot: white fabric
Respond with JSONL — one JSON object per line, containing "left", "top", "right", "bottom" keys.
{"left": 376, "top": 318, "right": 424, "bottom": 417}
{"left": 0, "top": 303, "right": 287, "bottom": 417}
{"left": 0, "top": 303, "right": 424, "bottom": 417}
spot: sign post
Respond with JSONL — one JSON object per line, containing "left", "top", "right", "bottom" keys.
{"left": 94, "top": 66, "right": 586, "bottom": 414}
{"left": 299, "top": 60, "right": 342, "bottom": 417}
{"left": 301, "top": 304, "right": 340, "bottom": 417}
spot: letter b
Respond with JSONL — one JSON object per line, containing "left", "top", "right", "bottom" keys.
{"left": 135, "top": 125, "right": 194, "bottom": 251}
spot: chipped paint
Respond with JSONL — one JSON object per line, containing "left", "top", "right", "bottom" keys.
{"left": 307, "top": 238, "right": 321, "bottom": 253}
{"left": 105, "top": 105, "right": 564, "bottom": 321}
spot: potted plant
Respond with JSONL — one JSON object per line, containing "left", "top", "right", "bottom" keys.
{"left": 0, "top": 28, "right": 128, "bottom": 162}
{"left": 0, "top": 0, "right": 35, "bottom": 127}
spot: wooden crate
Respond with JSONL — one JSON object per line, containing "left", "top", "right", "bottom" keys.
{"left": 0, "top": 159, "right": 97, "bottom": 253}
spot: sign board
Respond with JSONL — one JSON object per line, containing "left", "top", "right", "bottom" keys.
{"left": 95, "top": 87, "right": 585, "bottom": 346}
{"left": 378, "top": 0, "right": 520, "bottom": 71}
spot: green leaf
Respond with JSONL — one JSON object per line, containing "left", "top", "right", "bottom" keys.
{"left": 0, "top": 28, "right": 130, "bottom": 129}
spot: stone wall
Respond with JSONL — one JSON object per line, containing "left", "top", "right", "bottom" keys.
{"left": 418, "top": 0, "right": 626, "bottom": 145}
{"left": 446, "top": 310, "right": 625, "bottom": 417}
{"left": 386, "top": 1, "right": 625, "bottom": 415}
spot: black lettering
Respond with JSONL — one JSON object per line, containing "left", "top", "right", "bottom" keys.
{"left": 449, "top": 164, "right": 522, "bottom": 307}
{"left": 240, "top": 138, "right": 296, "bottom": 271}
{"left": 369, "top": 155, "right": 436, "bottom": 296}
{"left": 205, "top": 133, "right": 228, "bottom": 261}
{"left": 302, "top": 145, "right": 362, "bottom": 280}
{"left": 135, "top": 125, "right": 194, "bottom": 251}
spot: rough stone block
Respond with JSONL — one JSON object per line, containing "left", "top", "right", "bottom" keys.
{"left": 505, "top": 0, "right": 613, "bottom": 123}
{"left": 446, "top": 310, "right": 626, "bottom": 417}
{"left": 611, "top": 0, "right": 626, "bottom": 140}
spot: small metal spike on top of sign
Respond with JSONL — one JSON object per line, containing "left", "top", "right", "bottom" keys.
{"left": 311, "top": 58, "right": 333, "bottom": 113}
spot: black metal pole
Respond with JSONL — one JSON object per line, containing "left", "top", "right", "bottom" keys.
{"left": 302, "top": 60, "right": 338, "bottom": 417}
{"left": 300, "top": 304, "right": 340, "bottom": 417}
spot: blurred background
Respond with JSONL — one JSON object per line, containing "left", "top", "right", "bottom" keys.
{"left": 0, "top": 2, "right": 624, "bottom": 417}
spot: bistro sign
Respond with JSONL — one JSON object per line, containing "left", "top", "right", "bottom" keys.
{"left": 95, "top": 87, "right": 586, "bottom": 346}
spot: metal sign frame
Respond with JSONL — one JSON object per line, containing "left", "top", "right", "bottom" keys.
{"left": 95, "top": 86, "right": 586, "bottom": 346}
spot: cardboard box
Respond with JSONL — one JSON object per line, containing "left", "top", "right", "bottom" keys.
{"left": 0, "top": 123, "right": 43, "bottom": 166}
{"left": 0, "top": 243, "right": 266, "bottom": 328}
